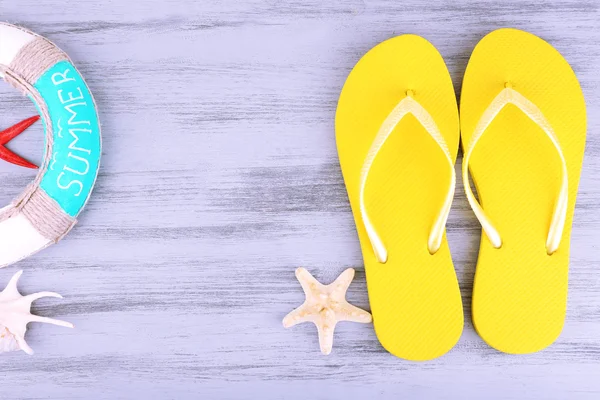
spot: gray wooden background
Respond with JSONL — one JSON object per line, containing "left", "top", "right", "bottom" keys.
{"left": 0, "top": 0, "right": 598, "bottom": 399}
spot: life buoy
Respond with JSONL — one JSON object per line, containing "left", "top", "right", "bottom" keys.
{"left": 0, "top": 23, "right": 101, "bottom": 267}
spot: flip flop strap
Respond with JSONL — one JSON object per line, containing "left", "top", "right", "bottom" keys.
{"left": 462, "top": 85, "right": 568, "bottom": 254}
{"left": 359, "top": 91, "right": 456, "bottom": 263}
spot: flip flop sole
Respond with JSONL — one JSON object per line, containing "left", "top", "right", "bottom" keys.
{"left": 461, "top": 29, "right": 586, "bottom": 354}
{"left": 336, "top": 35, "right": 463, "bottom": 361}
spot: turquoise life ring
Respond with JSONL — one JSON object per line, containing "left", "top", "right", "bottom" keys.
{"left": 0, "top": 23, "right": 101, "bottom": 266}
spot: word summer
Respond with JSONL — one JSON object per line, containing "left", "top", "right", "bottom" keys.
{"left": 51, "top": 67, "right": 95, "bottom": 197}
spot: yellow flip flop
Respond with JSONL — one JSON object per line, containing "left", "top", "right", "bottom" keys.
{"left": 461, "top": 29, "right": 587, "bottom": 354}
{"left": 335, "top": 35, "right": 463, "bottom": 360}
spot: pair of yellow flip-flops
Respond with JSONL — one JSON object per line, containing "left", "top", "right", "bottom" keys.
{"left": 335, "top": 28, "right": 586, "bottom": 361}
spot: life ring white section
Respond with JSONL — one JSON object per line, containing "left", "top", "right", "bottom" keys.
{"left": 0, "top": 24, "right": 48, "bottom": 265}
{"left": 0, "top": 213, "right": 51, "bottom": 267}
{"left": 0, "top": 24, "right": 35, "bottom": 77}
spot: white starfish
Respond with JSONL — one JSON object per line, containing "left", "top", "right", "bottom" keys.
{"left": 283, "top": 267, "right": 372, "bottom": 355}
{"left": 0, "top": 270, "right": 73, "bottom": 355}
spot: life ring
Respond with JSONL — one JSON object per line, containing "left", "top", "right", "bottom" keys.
{"left": 0, "top": 23, "right": 101, "bottom": 267}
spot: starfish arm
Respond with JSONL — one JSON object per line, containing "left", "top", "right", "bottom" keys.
{"left": 282, "top": 302, "right": 312, "bottom": 328}
{"left": 0, "top": 116, "right": 40, "bottom": 144}
{"left": 0, "top": 116, "right": 40, "bottom": 169}
{"left": 0, "top": 145, "right": 38, "bottom": 169}
{"left": 332, "top": 268, "right": 355, "bottom": 292}
{"left": 295, "top": 268, "right": 324, "bottom": 298}
{"left": 336, "top": 301, "right": 372, "bottom": 324}
{"left": 315, "top": 308, "right": 337, "bottom": 355}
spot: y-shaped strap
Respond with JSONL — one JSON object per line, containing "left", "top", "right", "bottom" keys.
{"left": 462, "top": 84, "right": 568, "bottom": 254}
{"left": 359, "top": 91, "right": 456, "bottom": 263}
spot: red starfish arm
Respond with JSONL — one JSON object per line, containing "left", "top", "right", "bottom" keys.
{"left": 0, "top": 145, "right": 38, "bottom": 169}
{"left": 0, "top": 115, "right": 40, "bottom": 145}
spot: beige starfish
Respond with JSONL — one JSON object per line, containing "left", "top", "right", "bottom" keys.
{"left": 283, "top": 267, "right": 372, "bottom": 355}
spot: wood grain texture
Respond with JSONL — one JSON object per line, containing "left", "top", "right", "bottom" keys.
{"left": 0, "top": 0, "right": 599, "bottom": 398}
